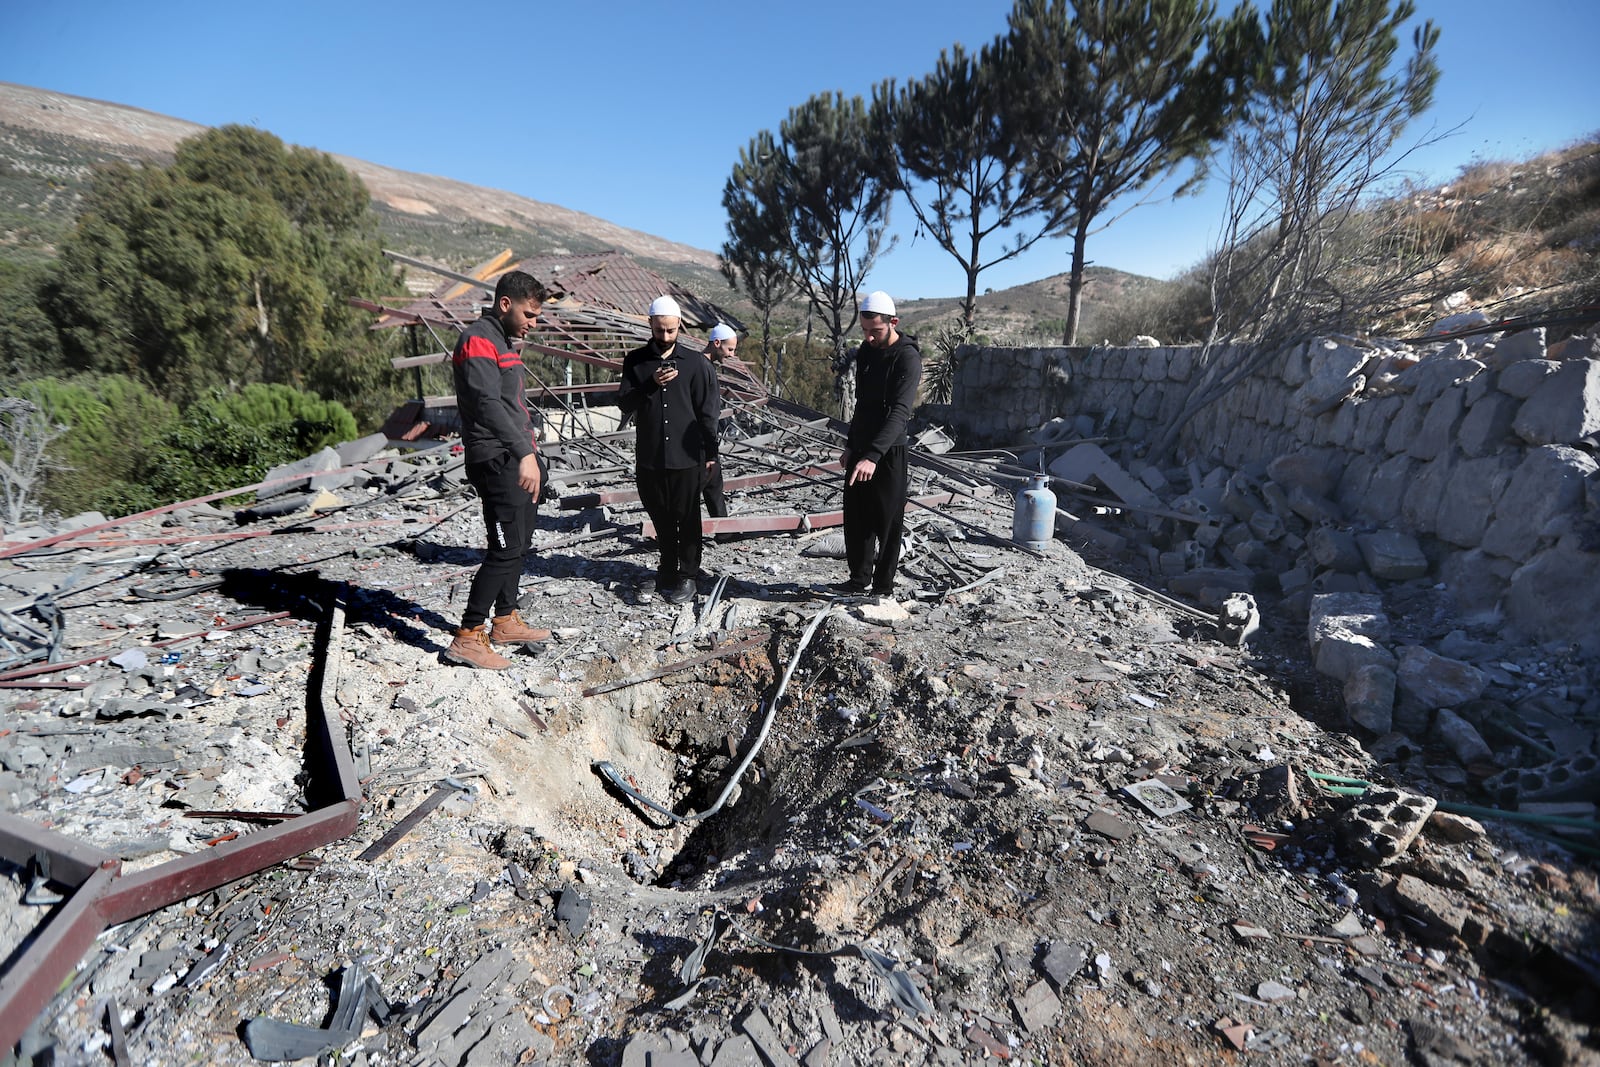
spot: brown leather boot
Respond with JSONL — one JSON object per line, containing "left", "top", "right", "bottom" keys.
{"left": 491, "top": 610, "right": 551, "bottom": 645}
{"left": 444, "top": 624, "right": 512, "bottom": 670}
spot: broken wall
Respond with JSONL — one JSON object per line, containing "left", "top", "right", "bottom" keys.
{"left": 944, "top": 335, "right": 1600, "bottom": 652}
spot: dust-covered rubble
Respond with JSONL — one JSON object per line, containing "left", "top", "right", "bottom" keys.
{"left": 1, "top": 438, "right": 1597, "bottom": 1066}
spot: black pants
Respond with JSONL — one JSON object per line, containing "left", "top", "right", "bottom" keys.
{"left": 462, "top": 456, "right": 537, "bottom": 629}
{"left": 702, "top": 462, "right": 727, "bottom": 518}
{"left": 843, "top": 445, "right": 908, "bottom": 591}
{"left": 638, "top": 466, "right": 702, "bottom": 585}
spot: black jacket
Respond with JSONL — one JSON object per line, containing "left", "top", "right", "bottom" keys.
{"left": 847, "top": 333, "right": 922, "bottom": 463}
{"left": 617, "top": 342, "right": 720, "bottom": 470}
{"left": 451, "top": 312, "right": 537, "bottom": 466}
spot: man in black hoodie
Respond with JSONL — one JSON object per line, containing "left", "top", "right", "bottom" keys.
{"left": 443, "top": 270, "right": 552, "bottom": 669}
{"left": 834, "top": 290, "right": 922, "bottom": 599}
{"left": 617, "top": 296, "right": 720, "bottom": 604}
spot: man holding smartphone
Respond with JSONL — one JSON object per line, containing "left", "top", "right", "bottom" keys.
{"left": 617, "top": 296, "right": 720, "bottom": 604}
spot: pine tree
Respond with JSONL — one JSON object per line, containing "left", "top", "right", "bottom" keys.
{"left": 873, "top": 41, "right": 1068, "bottom": 329}
{"left": 1005, "top": 0, "right": 1252, "bottom": 344}
{"left": 724, "top": 93, "right": 894, "bottom": 417}
{"left": 721, "top": 130, "right": 799, "bottom": 393}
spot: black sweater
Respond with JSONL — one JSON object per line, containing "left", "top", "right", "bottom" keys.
{"left": 847, "top": 333, "right": 922, "bottom": 463}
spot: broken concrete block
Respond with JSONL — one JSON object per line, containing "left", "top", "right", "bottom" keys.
{"left": 1228, "top": 539, "right": 1272, "bottom": 569}
{"left": 1312, "top": 572, "right": 1363, "bottom": 598}
{"left": 1166, "top": 568, "right": 1253, "bottom": 606}
{"left": 1395, "top": 873, "right": 1474, "bottom": 943}
{"left": 1482, "top": 752, "right": 1600, "bottom": 806}
{"left": 1012, "top": 980, "right": 1062, "bottom": 1033}
{"left": 1339, "top": 788, "right": 1437, "bottom": 866}
{"left": 259, "top": 447, "right": 345, "bottom": 500}
{"left": 1432, "top": 708, "right": 1494, "bottom": 768}
{"left": 1287, "top": 486, "right": 1342, "bottom": 525}
{"left": 1356, "top": 530, "right": 1428, "bottom": 581}
{"left": 1048, "top": 442, "right": 1160, "bottom": 508}
{"left": 1308, "top": 527, "right": 1364, "bottom": 573}
{"left": 1247, "top": 511, "right": 1285, "bottom": 543}
{"left": 1221, "top": 471, "right": 1267, "bottom": 521}
{"left": 1216, "top": 593, "right": 1260, "bottom": 648}
{"left": 1396, "top": 646, "right": 1486, "bottom": 709}
{"left": 334, "top": 433, "right": 389, "bottom": 467}
{"left": 1344, "top": 664, "right": 1396, "bottom": 734}
{"left": 1277, "top": 564, "right": 1312, "bottom": 594}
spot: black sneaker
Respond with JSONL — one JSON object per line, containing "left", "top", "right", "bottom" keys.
{"left": 823, "top": 580, "right": 870, "bottom": 599}
{"left": 661, "top": 579, "right": 696, "bottom": 605}
{"left": 871, "top": 586, "right": 896, "bottom": 600}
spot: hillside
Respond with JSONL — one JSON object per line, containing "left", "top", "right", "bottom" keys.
{"left": 896, "top": 266, "right": 1171, "bottom": 347}
{"left": 0, "top": 81, "right": 1159, "bottom": 338}
{"left": 0, "top": 81, "right": 719, "bottom": 285}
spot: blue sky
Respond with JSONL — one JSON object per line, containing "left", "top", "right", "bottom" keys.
{"left": 3, "top": 0, "right": 1597, "bottom": 302}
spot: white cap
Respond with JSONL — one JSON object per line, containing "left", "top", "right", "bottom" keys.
{"left": 861, "top": 290, "right": 896, "bottom": 316}
{"left": 648, "top": 295, "right": 681, "bottom": 318}
{"left": 709, "top": 323, "right": 737, "bottom": 342}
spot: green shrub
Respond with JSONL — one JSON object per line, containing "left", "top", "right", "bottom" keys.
{"left": 21, "top": 375, "right": 176, "bottom": 518}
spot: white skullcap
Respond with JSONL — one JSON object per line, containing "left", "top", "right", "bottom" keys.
{"left": 709, "top": 323, "right": 737, "bottom": 342}
{"left": 648, "top": 295, "right": 682, "bottom": 318}
{"left": 860, "top": 290, "right": 896, "bottom": 316}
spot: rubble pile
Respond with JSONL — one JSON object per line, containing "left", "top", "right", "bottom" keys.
{"left": 2, "top": 404, "right": 1598, "bottom": 1064}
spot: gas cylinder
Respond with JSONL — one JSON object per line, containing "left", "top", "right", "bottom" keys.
{"left": 1012, "top": 474, "right": 1056, "bottom": 550}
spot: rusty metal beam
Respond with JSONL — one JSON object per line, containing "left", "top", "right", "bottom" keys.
{"left": 0, "top": 819, "right": 121, "bottom": 888}
{"left": 559, "top": 463, "right": 845, "bottom": 511}
{"left": 0, "top": 863, "right": 118, "bottom": 1052}
{"left": 0, "top": 594, "right": 363, "bottom": 1052}
{"left": 0, "top": 612, "right": 292, "bottom": 683}
{"left": 641, "top": 493, "right": 957, "bottom": 539}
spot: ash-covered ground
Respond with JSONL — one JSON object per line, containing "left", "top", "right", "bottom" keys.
{"left": 2, "top": 444, "right": 1596, "bottom": 1066}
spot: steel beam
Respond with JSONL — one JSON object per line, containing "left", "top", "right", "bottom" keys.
{"left": 0, "top": 595, "right": 363, "bottom": 1053}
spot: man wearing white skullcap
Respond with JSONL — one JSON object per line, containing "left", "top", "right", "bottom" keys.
{"left": 830, "top": 290, "right": 921, "bottom": 599}
{"left": 699, "top": 323, "right": 741, "bottom": 519}
{"left": 618, "top": 296, "right": 720, "bottom": 604}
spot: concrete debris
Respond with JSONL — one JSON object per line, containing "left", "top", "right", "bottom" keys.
{"left": 1339, "top": 787, "right": 1439, "bottom": 866}
{"left": 2, "top": 385, "right": 1597, "bottom": 1067}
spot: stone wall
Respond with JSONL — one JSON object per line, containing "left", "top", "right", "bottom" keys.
{"left": 943, "top": 332, "right": 1600, "bottom": 651}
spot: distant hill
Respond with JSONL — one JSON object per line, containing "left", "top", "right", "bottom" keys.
{"left": 896, "top": 266, "right": 1170, "bottom": 347}
{"left": 0, "top": 81, "right": 1161, "bottom": 339}
{"left": 0, "top": 82, "right": 717, "bottom": 279}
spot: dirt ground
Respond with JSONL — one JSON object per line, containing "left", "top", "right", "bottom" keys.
{"left": 2, "top": 448, "right": 1597, "bottom": 1067}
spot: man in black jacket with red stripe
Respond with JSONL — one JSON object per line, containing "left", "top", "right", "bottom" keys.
{"left": 444, "top": 270, "right": 552, "bottom": 670}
